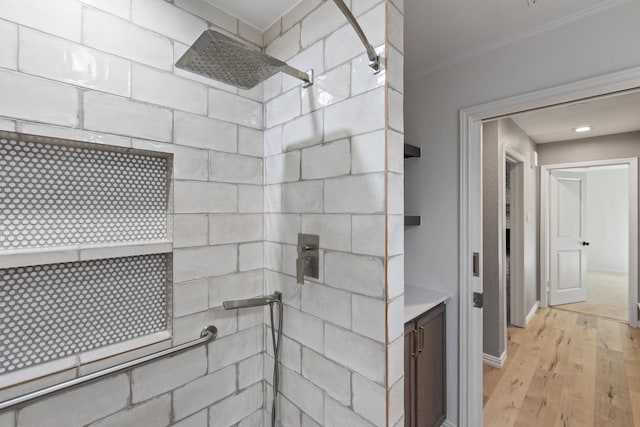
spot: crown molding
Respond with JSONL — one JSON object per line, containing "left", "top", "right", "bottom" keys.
{"left": 407, "top": 0, "right": 630, "bottom": 82}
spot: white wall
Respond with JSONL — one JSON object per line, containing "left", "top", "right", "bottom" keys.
{"left": 405, "top": 0, "right": 640, "bottom": 422}
{"left": 586, "top": 167, "right": 629, "bottom": 273}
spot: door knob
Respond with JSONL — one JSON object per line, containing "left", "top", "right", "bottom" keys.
{"left": 581, "top": 241, "right": 590, "bottom": 246}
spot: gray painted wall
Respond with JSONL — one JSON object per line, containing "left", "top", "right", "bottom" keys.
{"left": 481, "top": 121, "right": 502, "bottom": 358}
{"left": 405, "top": 1, "right": 640, "bottom": 417}
{"left": 538, "top": 131, "right": 640, "bottom": 164}
{"left": 482, "top": 118, "right": 538, "bottom": 358}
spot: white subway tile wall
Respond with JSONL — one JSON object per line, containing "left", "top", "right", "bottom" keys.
{"left": 19, "top": 28, "right": 132, "bottom": 97}
{"left": 131, "top": 64, "right": 208, "bottom": 114}
{"left": 387, "top": 2, "right": 406, "bottom": 426}
{"left": 173, "top": 0, "right": 238, "bottom": 35}
{"left": 0, "top": 69, "right": 79, "bottom": 127}
{"left": 80, "top": 0, "right": 131, "bottom": 20}
{"left": 264, "top": 1, "right": 404, "bottom": 425}
{"left": 172, "top": 365, "right": 236, "bottom": 420}
{"left": 0, "top": 0, "right": 405, "bottom": 425}
{"left": 352, "top": 374, "right": 387, "bottom": 427}
{"left": 0, "top": 1, "right": 266, "bottom": 425}
{"left": 18, "top": 374, "right": 129, "bottom": 427}
{"left": 0, "top": 20, "right": 17, "bottom": 70}
{"left": 208, "top": 382, "right": 262, "bottom": 426}
{"left": 265, "top": 25, "right": 302, "bottom": 62}
{"left": 1, "top": 0, "right": 82, "bottom": 42}
{"left": 82, "top": 8, "right": 174, "bottom": 71}
{"left": 89, "top": 394, "right": 172, "bottom": 427}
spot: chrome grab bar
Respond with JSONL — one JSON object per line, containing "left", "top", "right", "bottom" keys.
{"left": 0, "top": 325, "right": 218, "bottom": 411}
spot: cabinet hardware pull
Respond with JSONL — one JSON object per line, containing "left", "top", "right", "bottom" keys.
{"left": 412, "top": 330, "right": 418, "bottom": 357}
{"left": 418, "top": 326, "right": 424, "bottom": 353}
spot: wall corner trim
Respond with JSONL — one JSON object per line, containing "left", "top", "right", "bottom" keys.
{"left": 525, "top": 301, "right": 540, "bottom": 326}
{"left": 482, "top": 351, "right": 507, "bottom": 368}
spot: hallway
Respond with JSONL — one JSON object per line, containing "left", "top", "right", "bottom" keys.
{"left": 557, "top": 271, "right": 628, "bottom": 322}
{"left": 483, "top": 308, "right": 640, "bottom": 427}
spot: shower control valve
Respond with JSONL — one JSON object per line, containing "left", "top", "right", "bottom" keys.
{"left": 296, "top": 234, "right": 319, "bottom": 285}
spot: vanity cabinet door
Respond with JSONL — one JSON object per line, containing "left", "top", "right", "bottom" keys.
{"left": 404, "top": 303, "right": 446, "bottom": 427}
{"left": 415, "top": 303, "right": 446, "bottom": 427}
{"left": 405, "top": 321, "right": 416, "bottom": 427}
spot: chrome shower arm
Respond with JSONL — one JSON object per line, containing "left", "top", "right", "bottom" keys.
{"left": 332, "top": 0, "right": 381, "bottom": 73}
{"left": 282, "top": 64, "right": 314, "bottom": 88}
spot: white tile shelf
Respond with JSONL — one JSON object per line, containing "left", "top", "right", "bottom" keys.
{"left": 0, "top": 240, "right": 172, "bottom": 269}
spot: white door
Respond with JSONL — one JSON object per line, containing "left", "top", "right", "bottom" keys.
{"left": 549, "top": 170, "right": 588, "bottom": 305}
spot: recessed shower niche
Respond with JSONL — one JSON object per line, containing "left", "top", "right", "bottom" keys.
{"left": 0, "top": 134, "right": 168, "bottom": 249}
{"left": 0, "top": 131, "right": 172, "bottom": 386}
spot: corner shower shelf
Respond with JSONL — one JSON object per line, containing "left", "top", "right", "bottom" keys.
{"left": 405, "top": 142, "right": 422, "bottom": 227}
{"left": 404, "top": 143, "right": 421, "bottom": 158}
{"left": 404, "top": 216, "right": 421, "bottom": 227}
{"left": 0, "top": 240, "right": 173, "bottom": 269}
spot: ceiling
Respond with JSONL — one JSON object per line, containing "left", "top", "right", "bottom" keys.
{"left": 509, "top": 90, "right": 640, "bottom": 144}
{"left": 204, "top": 0, "right": 302, "bottom": 31}
{"left": 404, "top": 0, "right": 621, "bottom": 80}
{"left": 203, "top": 0, "right": 626, "bottom": 80}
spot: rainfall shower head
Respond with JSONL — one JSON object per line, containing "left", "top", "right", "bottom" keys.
{"left": 222, "top": 293, "right": 281, "bottom": 310}
{"left": 176, "top": 30, "right": 312, "bottom": 90}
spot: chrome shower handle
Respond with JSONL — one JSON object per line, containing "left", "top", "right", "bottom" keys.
{"left": 296, "top": 256, "right": 312, "bottom": 284}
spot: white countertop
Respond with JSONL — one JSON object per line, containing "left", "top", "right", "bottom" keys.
{"left": 404, "top": 285, "right": 451, "bottom": 322}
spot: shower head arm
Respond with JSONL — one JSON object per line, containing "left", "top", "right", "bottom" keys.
{"left": 332, "top": 0, "right": 381, "bottom": 73}
{"left": 282, "top": 64, "right": 314, "bottom": 88}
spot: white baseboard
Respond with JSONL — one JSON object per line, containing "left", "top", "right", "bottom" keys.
{"left": 525, "top": 301, "right": 539, "bottom": 325}
{"left": 442, "top": 420, "right": 457, "bottom": 427}
{"left": 482, "top": 350, "right": 506, "bottom": 368}
{"left": 589, "top": 267, "right": 628, "bottom": 274}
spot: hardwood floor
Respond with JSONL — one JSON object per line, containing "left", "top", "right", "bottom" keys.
{"left": 483, "top": 307, "right": 640, "bottom": 427}
{"left": 556, "top": 271, "right": 628, "bottom": 322}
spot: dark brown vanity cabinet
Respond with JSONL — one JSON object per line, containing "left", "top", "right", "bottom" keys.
{"left": 404, "top": 303, "right": 446, "bottom": 427}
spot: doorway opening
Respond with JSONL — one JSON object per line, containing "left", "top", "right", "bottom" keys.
{"left": 459, "top": 67, "right": 640, "bottom": 426}
{"left": 541, "top": 160, "right": 637, "bottom": 324}
{"left": 506, "top": 160, "right": 513, "bottom": 325}
{"left": 480, "top": 138, "right": 528, "bottom": 370}
{"left": 504, "top": 151, "right": 526, "bottom": 329}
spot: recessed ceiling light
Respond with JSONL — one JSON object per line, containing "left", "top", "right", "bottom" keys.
{"left": 574, "top": 126, "right": 592, "bottom": 133}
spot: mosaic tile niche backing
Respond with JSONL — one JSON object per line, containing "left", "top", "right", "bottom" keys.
{"left": 0, "top": 135, "right": 169, "bottom": 249}
{"left": 0, "top": 254, "right": 169, "bottom": 374}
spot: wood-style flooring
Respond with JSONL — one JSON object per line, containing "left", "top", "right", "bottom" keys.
{"left": 556, "top": 271, "right": 628, "bottom": 322}
{"left": 483, "top": 307, "right": 640, "bottom": 427}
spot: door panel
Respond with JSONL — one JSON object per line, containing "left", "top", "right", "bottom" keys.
{"left": 557, "top": 178, "right": 582, "bottom": 237}
{"left": 557, "top": 250, "right": 582, "bottom": 290}
{"left": 405, "top": 322, "right": 415, "bottom": 427}
{"left": 549, "top": 170, "right": 588, "bottom": 305}
{"left": 415, "top": 304, "right": 446, "bottom": 427}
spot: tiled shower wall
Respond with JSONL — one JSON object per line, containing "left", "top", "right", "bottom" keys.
{"left": 262, "top": 0, "right": 405, "bottom": 426}
{"left": 0, "top": 0, "right": 404, "bottom": 426}
{"left": 0, "top": 0, "right": 266, "bottom": 425}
